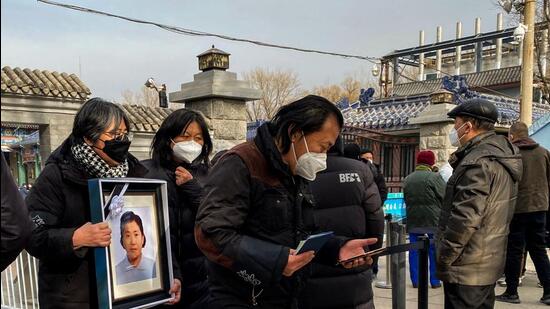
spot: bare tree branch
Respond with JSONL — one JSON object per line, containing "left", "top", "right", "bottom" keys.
{"left": 243, "top": 68, "right": 301, "bottom": 121}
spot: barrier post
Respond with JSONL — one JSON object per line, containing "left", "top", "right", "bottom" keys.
{"left": 390, "top": 221, "right": 406, "bottom": 309}
{"left": 375, "top": 214, "right": 392, "bottom": 289}
{"left": 418, "top": 235, "right": 430, "bottom": 309}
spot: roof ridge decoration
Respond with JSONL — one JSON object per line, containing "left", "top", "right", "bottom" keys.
{"left": 1, "top": 66, "right": 91, "bottom": 100}
{"left": 442, "top": 75, "right": 478, "bottom": 104}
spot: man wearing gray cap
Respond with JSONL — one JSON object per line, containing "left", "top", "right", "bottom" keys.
{"left": 435, "top": 98, "right": 523, "bottom": 309}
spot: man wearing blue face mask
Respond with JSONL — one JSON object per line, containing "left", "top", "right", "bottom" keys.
{"left": 195, "top": 95, "right": 379, "bottom": 308}
{"left": 436, "top": 98, "right": 523, "bottom": 309}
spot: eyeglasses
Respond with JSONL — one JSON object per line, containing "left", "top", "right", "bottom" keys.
{"left": 104, "top": 131, "right": 133, "bottom": 141}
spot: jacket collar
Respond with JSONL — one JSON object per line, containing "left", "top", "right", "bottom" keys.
{"left": 449, "top": 131, "right": 494, "bottom": 168}
{"left": 254, "top": 123, "right": 294, "bottom": 180}
{"left": 513, "top": 137, "right": 539, "bottom": 150}
{"left": 415, "top": 164, "right": 433, "bottom": 171}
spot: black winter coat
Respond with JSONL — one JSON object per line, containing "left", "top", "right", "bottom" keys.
{"left": 303, "top": 154, "right": 384, "bottom": 309}
{"left": 1, "top": 154, "right": 32, "bottom": 271}
{"left": 142, "top": 159, "right": 209, "bottom": 308}
{"left": 195, "top": 123, "right": 346, "bottom": 309}
{"left": 25, "top": 138, "right": 147, "bottom": 309}
{"left": 512, "top": 137, "right": 550, "bottom": 214}
{"left": 360, "top": 159, "right": 388, "bottom": 204}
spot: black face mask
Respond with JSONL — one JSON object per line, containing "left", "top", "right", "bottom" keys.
{"left": 99, "top": 138, "right": 131, "bottom": 163}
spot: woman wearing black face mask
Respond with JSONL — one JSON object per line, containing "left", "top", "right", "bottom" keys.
{"left": 142, "top": 109, "right": 213, "bottom": 309}
{"left": 25, "top": 98, "right": 182, "bottom": 309}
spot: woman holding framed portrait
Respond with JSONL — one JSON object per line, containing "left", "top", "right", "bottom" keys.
{"left": 25, "top": 98, "right": 180, "bottom": 309}
{"left": 143, "top": 109, "right": 213, "bottom": 308}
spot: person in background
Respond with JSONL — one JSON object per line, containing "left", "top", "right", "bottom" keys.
{"left": 25, "top": 98, "right": 180, "bottom": 309}
{"left": 496, "top": 121, "right": 550, "bottom": 305}
{"left": 438, "top": 162, "right": 453, "bottom": 183}
{"left": 1, "top": 154, "right": 32, "bottom": 271}
{"left": 304, "top": 136, "right": 384, "bottom": 309}
{"left": 143, "top": 108, "right": 212, "bottom": 308}
{"left": 195, "top": 95, "right": 378, "bottom": 308}
{"left": 343, "top": 143, "right": 387, "bottom": 278}
{"left": 436, "top": 98, "right": 522, "bottom": 309}
{"left": 360, "top": 149, "right": 388, "bottom": 204}
{"left": 403, "top": 150, "right": 445, "bottom": 289}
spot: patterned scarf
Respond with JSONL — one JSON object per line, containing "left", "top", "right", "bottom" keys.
{"left": 71, "top": 142, "right": 129, "bottom": 178}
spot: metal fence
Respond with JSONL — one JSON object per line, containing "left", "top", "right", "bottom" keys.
{"left": 1, "top": 251, "right": 39, "bottom": 309}
{"left": 342, "top": 126, "right": 419, "bottom": 192}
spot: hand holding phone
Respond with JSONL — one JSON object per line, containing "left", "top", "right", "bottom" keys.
{"left": 336, "top": 247, "right": 386, "bottom": 266}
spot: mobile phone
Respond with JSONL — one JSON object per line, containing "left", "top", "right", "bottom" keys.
{"left": 336, "top": 247, "right": 386, "bottom": 266}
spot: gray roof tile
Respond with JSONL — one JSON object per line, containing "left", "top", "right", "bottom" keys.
{"left": 394, "top": 66, "right": 521, "bottom": 96}
{"left": 1, "top": 66, "right": 91, "bottom": 100}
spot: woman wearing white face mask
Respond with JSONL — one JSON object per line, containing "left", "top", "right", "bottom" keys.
{"left": 142, "top": 109, "right": 213, "bottom": 309}
{"left": 195, "top": 95, "right": 378, "bottom": 308}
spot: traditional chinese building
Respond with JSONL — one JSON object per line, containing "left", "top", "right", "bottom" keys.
{"left": 1, "top": 66, "right": 91, "bottom": 185}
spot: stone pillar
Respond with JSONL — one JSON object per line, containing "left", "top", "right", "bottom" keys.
{"left": 169, "top": 47, "right": 261, "bottom": 153}
{"left": 409, "top": 90, "right": 457, "bottom": 168}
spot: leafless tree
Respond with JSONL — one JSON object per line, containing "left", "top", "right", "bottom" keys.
{"left": 496, "top": 0, "right": 550, "bottom": 103}
{"left": 243, "top": 68, "right": 301, "bottom": 121}
{"left": 120, "top": 86, "right": 159, "bottom": 107}
{"left": 309, "top": 73, "right": 379, "bottom": 103}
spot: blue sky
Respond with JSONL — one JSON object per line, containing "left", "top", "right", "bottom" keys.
{"left": 1, "top": 0, "right": 506, "bottom": 102}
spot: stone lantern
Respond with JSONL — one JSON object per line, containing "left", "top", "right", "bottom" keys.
{"left": 169, "top": 47, "right": 261, "bottom": 152}
{"left": 430, "top": 89, "right": 454, "bottom": 104}
{"left": 197, "top": 45, "right": 230, "bottom": 72}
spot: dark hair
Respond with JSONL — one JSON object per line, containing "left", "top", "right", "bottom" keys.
{"left": 461, "top": 116, "right": 495, "bottom": 132}
{"left": 151, "top": 109, "right": 213, "bottom": 167}
{"left": 269, "top": 95, "right": 344, "bottom": 153}
{"left": 509, "top": 121, "right": 529, "bottom": 139}
{"left": 343, "top": 143, "right": 361, "bottom": 160}
{"left": 119, "top": 211, "right": 146, "bottom": 248}
{"left": 72, "top": 97, "right": 130, "bottom": 143}
{"left": 360, "top": 148, "right": 373, "bottom": 155}
{"left": 328, "top": 135, "right": 344, "bottom": 155}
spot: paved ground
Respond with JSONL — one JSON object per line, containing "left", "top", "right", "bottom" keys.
{"left": 373, "top": 252, "right": 548, "bottom": 308}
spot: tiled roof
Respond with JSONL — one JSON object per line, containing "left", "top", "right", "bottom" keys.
{"left": 1, "top": 66, "right": 91, "bottom": 100}
{"left": 341, "top": 93, "right": 550, "bottom": 130}
{"left": 394, "top": 66, "right": 521, "bottom": 96}
{"left": 120, "top": 104, "right": 175, "bottom": 133}
{"left": 342, "top": 95, "right": 431, "bottom": 130}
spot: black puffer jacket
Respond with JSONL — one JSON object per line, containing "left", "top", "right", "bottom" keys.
{"left": 1, "top": 154, "right": 32, "bottom": 271}
{"left": 436, "top": 131, "right": 522, "bottom": 286}
{"left": 26, "top": 138, "right": 147, "bottom": 309}
{"left": 142, "top": 159, "right": 209, "bottom": 308}
{"left": 303, "top": 147, "right": 384, "bottom": 309}
{"left": 195, "top": 123, "right": 346, "bottom": 309}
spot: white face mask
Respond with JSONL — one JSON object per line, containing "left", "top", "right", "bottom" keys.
{"left": 291, "top": 134, "right": 327, "bottom": 181}
{"left": 449, "top": 122, "right": 470, "bottom": 147}
{"left": 172, "top": 139, "right": 203, "bottom": 163}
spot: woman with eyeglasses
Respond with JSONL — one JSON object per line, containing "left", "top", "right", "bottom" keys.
{"left": 142, "top": 109, "right": 213, "bottom": 309}
{"left": 25, "top": 98, "right": 181, "bottom": 309}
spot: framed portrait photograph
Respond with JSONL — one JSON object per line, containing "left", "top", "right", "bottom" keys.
{"left": 88, "top": 178, "right": 174, "bottom": 309}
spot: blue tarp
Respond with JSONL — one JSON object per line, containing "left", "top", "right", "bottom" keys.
{"left": 530, "top": 113, "right": 550, "bottom": 149}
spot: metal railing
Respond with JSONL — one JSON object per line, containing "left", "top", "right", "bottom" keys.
{"left": 374, "top": 216, "right": 431, "bottom": 309}
{"left": 1, "top": 251, "right": 39, "bottom": 309}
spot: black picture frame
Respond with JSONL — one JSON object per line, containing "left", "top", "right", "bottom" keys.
{"left": 88, "top": 178, "right": 174, "bottom": 309}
